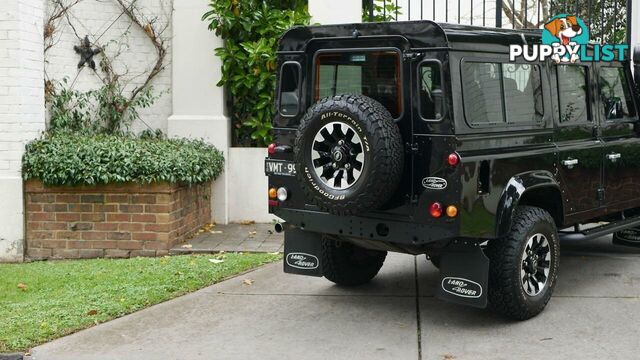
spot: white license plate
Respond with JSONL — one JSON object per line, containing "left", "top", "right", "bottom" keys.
{"left": 265, "top": 160, "right": 296, "bottom": 177}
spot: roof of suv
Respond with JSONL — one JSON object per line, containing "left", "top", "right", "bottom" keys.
{"left": 278, "top": 20, "right": 543, "bottom": 53}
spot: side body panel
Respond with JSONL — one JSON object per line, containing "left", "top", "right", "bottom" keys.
{"left": 449, "top": 51, "right": 559, "bottom": 239}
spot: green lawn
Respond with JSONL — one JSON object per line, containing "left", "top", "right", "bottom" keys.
{"left": 0, "top": 253, "right": 281, "bottom": 353}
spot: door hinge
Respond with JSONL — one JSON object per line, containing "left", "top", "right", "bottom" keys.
{"left": 406, "top": 142, "right": 419, "bottom": 154}
{"left": 403, "top": 52, "right": 422, "bottom": 61}
{"left": 597, "top": 188, "right": 605, "bottom": 202}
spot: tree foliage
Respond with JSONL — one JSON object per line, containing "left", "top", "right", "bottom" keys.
{"left": 203, "top": 0, "right": 311, "bottom": 146}
{"left": 362, "top": 0, "right": 402, "bottom": 22}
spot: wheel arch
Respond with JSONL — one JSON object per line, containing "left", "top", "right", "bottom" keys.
{"left": 495, "top": 171, "right": 564, "bottom": 238}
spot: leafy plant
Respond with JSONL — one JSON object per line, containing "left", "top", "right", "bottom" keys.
{"left": 22, "top": 133, "right": 225, "bottom": 186}
{"left": 48, "top": 79, "right": 159, "bottom": 134}
{"left": 203, "top": 0, "right": 310, "bottom": 146}
{"left": 362, "top": 0, "right": 402, "bottom": 22}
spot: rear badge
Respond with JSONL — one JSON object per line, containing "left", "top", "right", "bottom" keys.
{"left": 441, "top": 277, "right": 483, "bottom": 298}
{"left": 422, "top": 177, "right": 447, "bottom": 190}
{"left": 286, "top": 252, "right": 319, "bottom": 270}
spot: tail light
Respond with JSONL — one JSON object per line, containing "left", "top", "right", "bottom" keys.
{"left": 446, "top": 205, "right": 458, "bottom": 218}
{"left": 429, "top": 202, "right": 443, "bottom": 218}
{"left": 268, "top": 143, "right": 277, "bottom": 155}
{"left": 276, "top": 187, "right": 289, "bottom": 201}
{"left": 447, "top": 153, "right": 460, "bottom": 167}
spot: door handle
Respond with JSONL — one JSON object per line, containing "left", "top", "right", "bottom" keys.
{"left": 562, "top": 159, "right": 579, "bottom": 169}
{"left": 606, "top": 153, "right": 621, "bottom": 162}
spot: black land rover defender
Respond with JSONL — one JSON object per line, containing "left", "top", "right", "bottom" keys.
{"left": 265, "top": 20, "right": 640, "bottom": 320}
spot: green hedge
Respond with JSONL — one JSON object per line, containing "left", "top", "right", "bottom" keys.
{"left": 22, "top": 133, "right": 224, "bottom": 186}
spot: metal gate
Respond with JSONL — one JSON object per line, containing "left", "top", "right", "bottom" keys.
{"left": 364, "top": 0, "right": 632, "bottom": 44}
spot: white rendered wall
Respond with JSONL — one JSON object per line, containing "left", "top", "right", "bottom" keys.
{"left": 633, "top": 1, "right": 639, "bottom": 64}
{"left": 0, "top": 0, "right": 46, "bottom": 262}
{"left": 44, "top": 0, "right": 172, "bottom": 133}
{"left": 309, "top": 0, "right": 361, "bottom": 24}
{"left": 227, "top": 148, "right": 278, "bottom": 223}
{"left": 168, "top": 0, "right": 230, "bottom": 224}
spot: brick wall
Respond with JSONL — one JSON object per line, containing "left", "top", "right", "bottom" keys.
{"left": 24, "top": 180, "right": 211, "bottom": 259}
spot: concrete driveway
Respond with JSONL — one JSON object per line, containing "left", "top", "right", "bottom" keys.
{"left": 30, "top": 236, "right": 640, "bottom": 360}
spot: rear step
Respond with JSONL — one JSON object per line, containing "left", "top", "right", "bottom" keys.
{"left": 559, "top": 214, "right": 640, "bottom": 242}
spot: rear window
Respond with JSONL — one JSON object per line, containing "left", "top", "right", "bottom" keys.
{"left": 315, "top": 51, "right": 402, "bottom": 118}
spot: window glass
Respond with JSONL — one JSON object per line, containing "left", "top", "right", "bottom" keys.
{"left": 599, "top": 67, "right": 636, "bottom": 120}
{"left": 502, "top": 64, "right": 543, "bottom": 123}
{"left": 316, "top": 52, "right": 401, "bottom": 118}
{"left": 279, "top": 63, "right": 300, "bottom": 116}
{"left": 462, "top": 62, "right": 504, "bottom": 125}
{"left": 419, "top": 62, "right": 444, "bottom": 120}
{"left": 557, "top": 65, "right": 589, "bottom": 123}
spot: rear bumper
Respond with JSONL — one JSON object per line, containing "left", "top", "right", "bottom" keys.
{"left": 273, "top": 208, "right": 458, "bottom": 246}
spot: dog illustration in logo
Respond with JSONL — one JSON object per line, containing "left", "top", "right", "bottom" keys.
{"left": 544, "top": 16, "right": 583, "bottom": 63}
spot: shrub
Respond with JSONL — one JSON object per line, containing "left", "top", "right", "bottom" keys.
{"left": 22, "top": 133, "right": 225, "bottom": 186}
{"left": 202, "top": 0, "right": 310, "bottom": 146}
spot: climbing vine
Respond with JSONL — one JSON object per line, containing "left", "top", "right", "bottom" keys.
{"left": 203, "top": 0, "right": 310, "bottom": 146}
{"left": 43, "top": 0, "right": 170, "bottom": 134}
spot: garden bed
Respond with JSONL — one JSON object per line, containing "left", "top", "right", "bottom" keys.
{"left": 22, "top": 133, "right": 225, "bottom": 259}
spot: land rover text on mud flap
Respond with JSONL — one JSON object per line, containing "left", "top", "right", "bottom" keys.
{"left": 265, "top": 20, "right": 640, "bottom": 320}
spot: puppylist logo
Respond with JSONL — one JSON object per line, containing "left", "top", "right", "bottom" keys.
{"left": 510, "top": 14, "right": 628, "bottom": 63}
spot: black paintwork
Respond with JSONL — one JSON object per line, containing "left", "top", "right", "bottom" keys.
{"left": 267, "top": 21, "right": 640, "bottom": 255}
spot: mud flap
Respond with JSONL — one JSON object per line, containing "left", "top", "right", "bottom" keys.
{"left": 283, "top": 228, "right": 323, "bottom": 277}
{"left": 436, "top": 242, "right": 489, "bottom": 308}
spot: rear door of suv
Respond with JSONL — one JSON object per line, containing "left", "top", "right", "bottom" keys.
{"left": 552, "top": 63, "right": 604, "bottom": 218}
{"left": 596, "top": 62, "right": 640, "bottom": 211}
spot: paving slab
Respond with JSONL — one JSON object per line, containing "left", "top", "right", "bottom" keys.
{"left": 420, "top": 297, "right": 640, "bottom": 360}
{"left": 419, "top": 234, "right": 640, "bottom": 360}
{"left": 216, "top": 252, "right": 416, "bottom": 297}
{"left": 170, "top": 223, "right": 283, "bottom": 254}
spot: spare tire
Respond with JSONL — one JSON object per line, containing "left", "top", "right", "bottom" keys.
{"left": 294, "top": 94, "right": 403, "bottom": 215}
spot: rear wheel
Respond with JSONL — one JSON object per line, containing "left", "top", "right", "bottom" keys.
{"left": 322, "top": 237, "right": 387, "bottom": 286}
{"left": 486, "top": 206, "right": 560, "bottom": 320}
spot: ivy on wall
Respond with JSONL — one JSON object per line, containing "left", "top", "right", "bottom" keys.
{"left": 203, "top": 0, "right": 310, "bottom": 147}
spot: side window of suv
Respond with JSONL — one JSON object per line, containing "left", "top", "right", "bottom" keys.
{"left": 419, "top": 61, "right": 444, "bottom": 121}
{"left": 598, "top": 66, "right": 636, "bottom": 121}
{"left": 502, "top": 64, "right": 543, "bottom": 123}
{"left": 461, "top": 61, "right": 543, "bottom": 127}
{"left": 279, "top": 62, "right": 301, "bottom": 117}
{"left": 462, "top": 62, "right": 504, "bottom": 126}
{"left": 556, "top": 65, "right": 589, "bottom": 123}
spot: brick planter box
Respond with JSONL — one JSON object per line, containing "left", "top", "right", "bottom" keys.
{"left": 24, "top": 180, "right": 211, "bottom": 259}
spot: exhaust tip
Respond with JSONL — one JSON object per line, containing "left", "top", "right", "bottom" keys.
{"left": 274, "top": 223, "right": 285, "bottom": 233}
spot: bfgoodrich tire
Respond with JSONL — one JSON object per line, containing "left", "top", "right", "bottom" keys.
{"left": 322, "top": 237, "right": 387, "bottom": 286}
{"left": 294, "top": 94, "right": 403, "bottom": 215}
{"left": 486, "top": 206, "right": 560, "bottom": 320}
